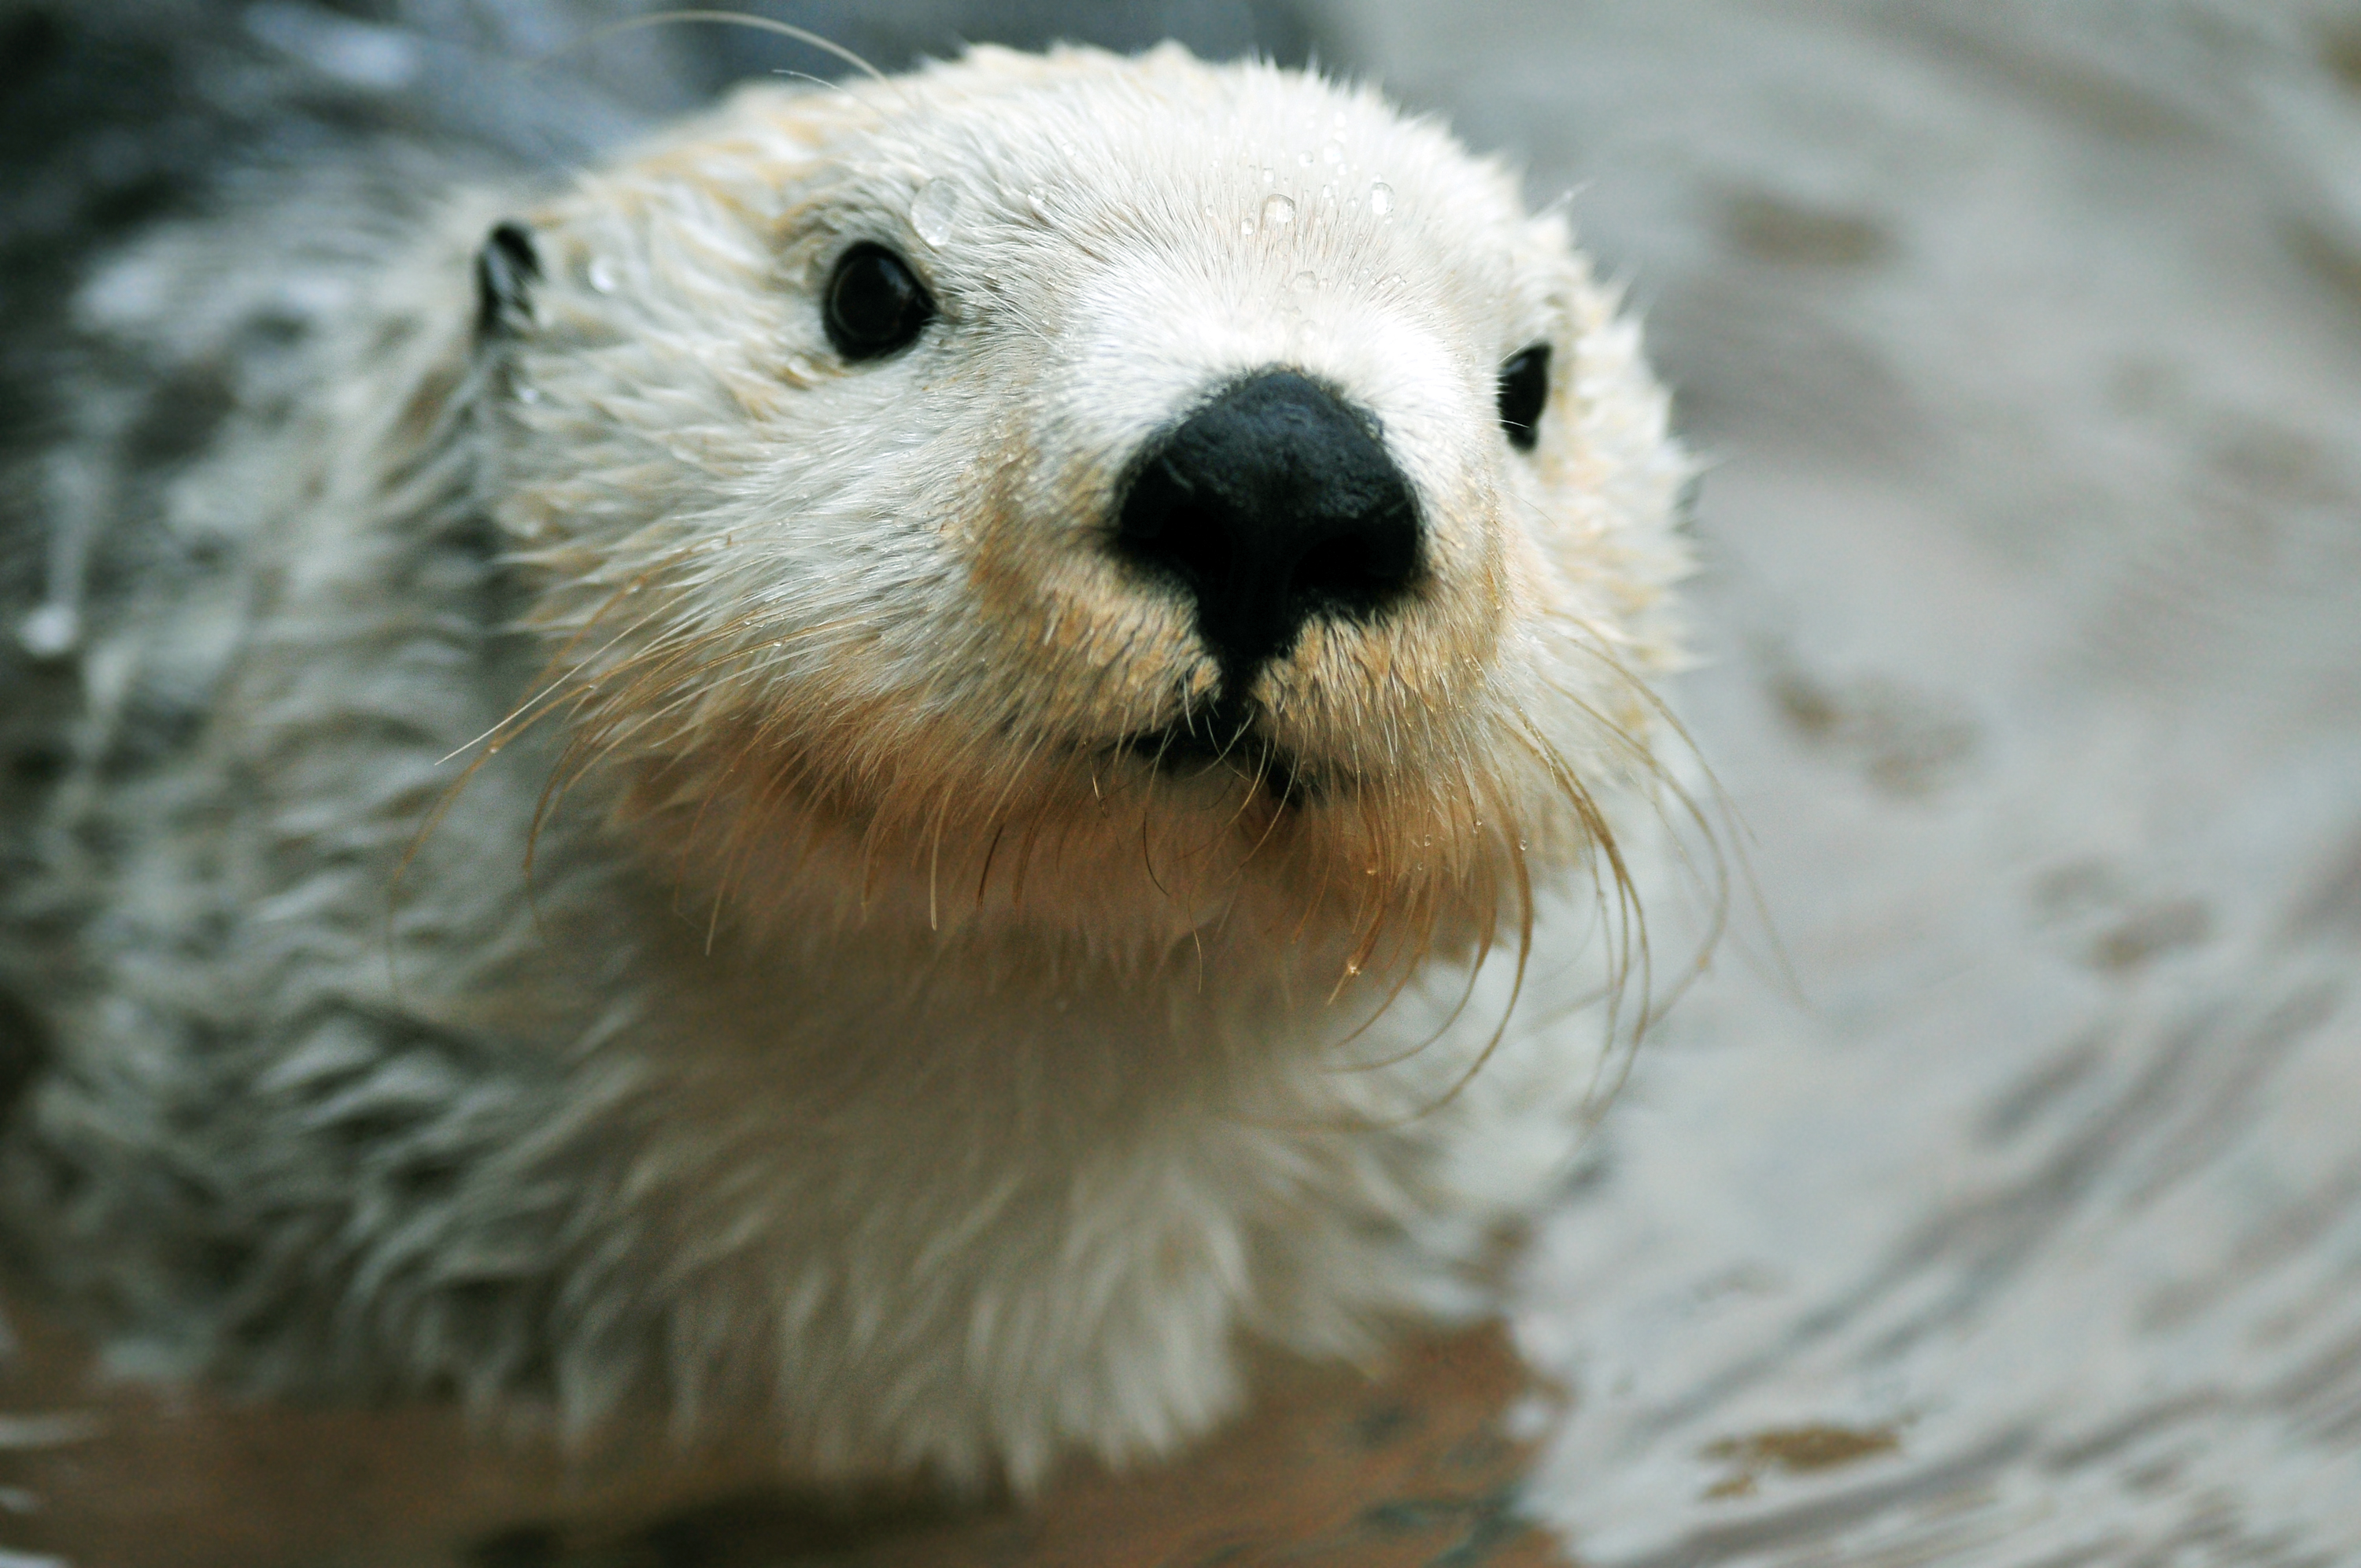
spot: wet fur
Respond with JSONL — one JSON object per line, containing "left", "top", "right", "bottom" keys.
{"left": 0, "top": 42, "right": 1692, "bottom": 1489}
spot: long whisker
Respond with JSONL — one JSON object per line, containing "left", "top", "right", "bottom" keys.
{"left": 555, "top": 11, "right": 891, "bottom": 86}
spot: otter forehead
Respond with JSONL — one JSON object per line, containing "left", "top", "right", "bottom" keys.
{"left": 781, "top": 52, "right": 1530, "bottom": 275}
{"left": 586, "top": 46, "right": 1557, "bottom": 372}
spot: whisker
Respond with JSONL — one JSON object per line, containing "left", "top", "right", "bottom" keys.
{"left": 552, "top": 11, "right": 892, "bottom": 87}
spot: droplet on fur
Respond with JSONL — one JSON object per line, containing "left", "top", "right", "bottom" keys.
{"left": 1240, "top": 218, "right": 1258, "bottom": 237}
{"left": 1368, "top": 181, "right": 1395, "bottom": 216}
{"left": 910, "top": 179, "right": 961, "bottom": 248}
{"left": 1323, "top": 143, "right": 1344, "bottom": 164}
{"left": 1026, "top": 186, "right": 1052, "bottom": 221}
{"left": 515, "top": 384, "right": 541, "bottom": 404}
{"left": 785, "top": 353, "right": 817, "bottom": 381}
{"left": 1291, "top": 270, "right": 1319, "bottom": 293}
{"left": 18, "top": 603, "right": 78, "bottom": 659}
{"left": 1345, "top": 961, "right": 1362, "bottom": 976}
{"left": 586, "top": 256, "right": 619, "bottom": 294}
{"left": 1261, "top": 194, "right": 1296, "bottom": 228}
{"left": 1296, "top": 150, "right": 1314, "bottom": 168}
{"left": 1262, "top": 167, "right": 1277, "bottom": 184}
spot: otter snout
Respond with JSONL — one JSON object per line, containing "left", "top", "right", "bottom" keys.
{"left": 1113, "top": 370, "right": 1420, "bottom": 689}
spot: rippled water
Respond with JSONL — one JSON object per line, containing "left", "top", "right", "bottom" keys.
{"left": 8, "top": 3, "right": 2361, "bottom": 1563}
{"left": 1348, "top": 2, "right": 2361, "bottom": 1559}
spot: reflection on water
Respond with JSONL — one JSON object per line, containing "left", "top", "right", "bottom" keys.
{"left": 0, "top": 1304, "right": 1559, "bottom": 1566}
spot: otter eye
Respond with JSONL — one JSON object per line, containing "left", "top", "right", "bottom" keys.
{"left": 1497, "top": 342, "right": 1551, "bottom": 452}
{"left": 823, "top": 243, "right": 935, "bottom": 360}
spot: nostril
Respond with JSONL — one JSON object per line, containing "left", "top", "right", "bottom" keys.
{"left": 1294, "top": 513, "right": 1416, "bottom": 604}
{"left": 1144, "top": 499, "right": 1235, "bottom": 600}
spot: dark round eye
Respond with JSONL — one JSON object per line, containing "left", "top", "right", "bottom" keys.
{"left": 823, "top": 243, "right": 935, "bottom": 360}
{"left": 1497, "top": 342, "right": 1551, "bottom": 451}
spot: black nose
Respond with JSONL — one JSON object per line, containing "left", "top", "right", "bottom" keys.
{"left": 1114, "top": 370, "right": 1420, "bottom": 688}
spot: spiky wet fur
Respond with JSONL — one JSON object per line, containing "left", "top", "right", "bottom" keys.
{"left": 0, "top": 44, "right": 1694, "bottom": 1490}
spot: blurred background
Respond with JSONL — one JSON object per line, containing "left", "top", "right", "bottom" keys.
{"left": 6, "top": 2, "right": 2361, "bottom": 1563}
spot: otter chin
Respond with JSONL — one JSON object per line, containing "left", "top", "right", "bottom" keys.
{"left": 2, "top": 41, "right": 1694, "bottom": 1492}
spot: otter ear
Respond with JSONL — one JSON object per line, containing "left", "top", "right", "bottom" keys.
{"left": 475, "top": 220, "right": 541, "bottom": 340}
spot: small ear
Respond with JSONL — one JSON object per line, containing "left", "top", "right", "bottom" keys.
{"left": 475, "top": 220, "right": 541, "bottom": 340}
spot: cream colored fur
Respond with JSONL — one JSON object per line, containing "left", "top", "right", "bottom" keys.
{"left": 0, "top": 43, "right": 1690, "bottom": 1492}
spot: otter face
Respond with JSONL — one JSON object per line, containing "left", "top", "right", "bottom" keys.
{"left": 481, "top": 44, "right": 1690, "bottom": 974}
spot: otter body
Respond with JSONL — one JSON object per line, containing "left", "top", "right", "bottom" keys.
{"left": 0, "top": 40, "right": 1690, "bottom": 1488}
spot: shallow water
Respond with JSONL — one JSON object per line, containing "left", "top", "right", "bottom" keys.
{"left": 9, "top": 2, "right": 2361, "bottom": 1563}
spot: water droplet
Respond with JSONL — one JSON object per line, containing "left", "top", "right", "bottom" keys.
{"left": 1368, "top": 181, "right": 1394, "bottom": 216}
{"left": 1323, "top": 143, "right": 1343, "bottom": 164}
{"left": 515, "top": 384, "right": 541, "bottom": 404}
{"left": 586, "top": 256, "right": 619, "bottom": 293}
{"left": 1291, "top": 269, "right": 1318, "bottom": 293}
{"left": 1262, "top": 167, "right": 1277, "bottom": 184}
{"left": 1296, "top": 150, "right": 1314, "bottom": 168}
{"left": 1345, "top": 961, "right": 1362, "bottom": 976}
{"left": 1027, "top": 186, "right": 1052, "bottom": 220}
{"left": 18, "top": 603, "right": 78, "bottom": 658}
{"left": 785, "top": 352, "right": 817, "bottom": 381}
{"left": 1261, "top": 193, "right": 1296, "bottom": 228}
{"left": 910, "top": 179, "right": 961, "bottom": 248}
{"left": 1239, "top": 217, "right": 1257, "bottom": 237}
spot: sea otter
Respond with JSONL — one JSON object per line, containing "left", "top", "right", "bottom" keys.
{"left": 0, "top": 34, "right": 1693, "bottom": 1490}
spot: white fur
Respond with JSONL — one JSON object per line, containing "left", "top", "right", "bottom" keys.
{"left": 1, "top": 44, "right": 1691, "bottom": 1492}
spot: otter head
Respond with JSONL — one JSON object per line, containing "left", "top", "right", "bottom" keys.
{"left": 471, "top": 44, "right": 1691, "bottom": 986}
